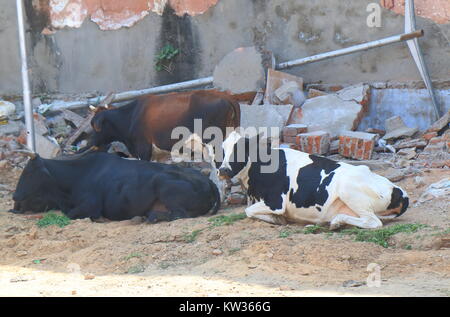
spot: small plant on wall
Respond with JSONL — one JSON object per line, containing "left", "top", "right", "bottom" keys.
{"left": 154, "top": 44, "right": 179, "bottom": 73}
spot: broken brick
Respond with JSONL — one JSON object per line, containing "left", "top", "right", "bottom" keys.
{"left": 296, "top": 131, "right": 330, "bottom": 155}
{"left": 338, "top": 131, "right": 377, "bottom": 161}
{"left": 307, "top": 88, "right": 328, "bottom": 99}
{"left": 426, "top": 109, "right": 450, "bottom": 133}
{"left": 282, "top": 124, "right": 308, "bottom": 137}
{"left": 422, "top": 132, "right": 438, "bottom": 142}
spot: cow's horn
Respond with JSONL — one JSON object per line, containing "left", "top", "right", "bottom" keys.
{"left": 89, "top": 105, "right": 96, "bottom": 111}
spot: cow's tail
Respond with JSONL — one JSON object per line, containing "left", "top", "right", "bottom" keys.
{"left": 208, "top": 179, "right": 221, "bottom": 215}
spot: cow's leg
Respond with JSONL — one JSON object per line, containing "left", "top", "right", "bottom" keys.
{"left": 65, "top": 197, "right": 102, "bottom": 220}
{"left": 330, "top": 213, "right": 382, "bottom": 230}
{"left": 245, "top": 200, "right": 287, "bottom": 225}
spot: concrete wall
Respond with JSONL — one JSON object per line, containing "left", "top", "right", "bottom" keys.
{"left": 1, "top": 0, "right": 449, "bottom": 97}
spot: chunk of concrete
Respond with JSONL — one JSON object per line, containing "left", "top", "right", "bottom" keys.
{"left": 336, "top": 84, "right": 371, "bottom": 107}
{"left": 213, "top": 47, "right": 266, "bottom": 94}
{"left": 35, "top": 134, "right": 61, "bottom": 159}
{"left": 264, "top": 69, "right": 304, "bottom": 107}
{"left": 426, "top": 109, "right": 450, "bottom": 133}
{"left": 289, "top": 90, "right": 369, "bottom": 139}
{"left": 60, "top": 109, "right": 85, "bottom": 128}
{"left": 0, "top": 120, "right": 25, "bottom": 136}
{"left": 383, "top": 116, "right": 418, "bottom": 140}
{"left": 0, "top": 100, "right": 16, "bottom": 118}
{"left": 307, "top": 88, "right": 328, "bottom": 99}
{"left": 33, "top": 113, "right": 49, "bottom": 136}
{"left": 240, "top": 104, "right": 293, "bottom": 139}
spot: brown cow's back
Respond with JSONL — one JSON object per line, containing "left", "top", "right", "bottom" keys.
{"left": 138, "top": 90, "right": 240, "bottom": 151}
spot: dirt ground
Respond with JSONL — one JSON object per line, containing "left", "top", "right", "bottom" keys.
{"left": 0, "top": 166, "right": 449, "bottom": 297}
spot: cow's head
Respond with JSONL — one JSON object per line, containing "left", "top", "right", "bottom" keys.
{"left": 376, "top": 186, "right": 409, "bottom": 219}
{"left": 11, "top": 154, "right": 59, "bottom": 213}
{"left": 218, "top": 131, "right": 272, "bottom": 180}
{"left": 90, "top": 107, "right": 118, "bottom": 147}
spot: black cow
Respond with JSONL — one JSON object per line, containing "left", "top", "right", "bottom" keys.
{"left": 11, "top": 152, "right": 219, "bottom": 222}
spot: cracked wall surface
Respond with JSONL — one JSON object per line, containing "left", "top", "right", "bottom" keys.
{"left": 46, "top": 0, "right": 218, "bottom": 31}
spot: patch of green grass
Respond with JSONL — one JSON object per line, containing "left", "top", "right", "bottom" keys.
{"left": 208, "top": 213, "right": 246, "bottom": 227}
{"left": 340, "top": 223, "right": 427, "bottom": 248}
{"left": 183, "top": 229, "right": 203, "bottom": 243}
{"left": 36, "top": 212, "right": 71, "bottom": 228}
{"left": 303, "top": 225, "right": 329, "bottom": 235}
{"left": 122, "top": 252, "right": 145, "bottom": 261}
{"left": 229, "top": 248, "right": 241, "bottom": 255}
{"left": 127, "top": 265, "right": 146, "bottom": 274}
{"left": 279, "top": 230, "right": 293, "bottom": 238}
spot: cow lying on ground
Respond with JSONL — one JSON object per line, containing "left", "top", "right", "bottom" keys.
{"left": 85, "top": 90, "right": 240, "bottom": 162}
{"left": 218, "top": 132, "right": 409, "bottom": 229}
{"left": 11, "top": 151, "right": 220, "bottom": 222}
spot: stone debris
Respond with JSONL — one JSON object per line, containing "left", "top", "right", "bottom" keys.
{"left": 342, "top": 280, "right": 366, "bottom": 288}
{"left": 296, "top": 131, "right": 330, "bottom": 155}
{"left": 288, "top": 84, "right": 370, "bottom": 138}
{"left": 35, "top": 134, "right": 61, "bottom": 159}
{"left": 282, "top": 124, "right": 307, "bottom": 143}
{"left": 213, "top": 47, "right": 266, "bottom": 94}
{"left": 426, "top": 109, "right": 450, "bottom": 133}
{"left": 264, "top": 69, "right": 304, "bottom": 107}
{"left": 33, "top": 113, "right": 49, "bottom": 136}
{"left": 60, "top": 109, "right": 85, "bottom": 128}
{"left": 0, "top": 100, "right": 16, "bottom": 119}
{"left": 240, "top": 104, "right": 293, "bottom": 140}
{"left": 307, "top": 88, "right": 328, "bottom": 99}
{"left": 383, "top": 116, "right": 418, "bottom": 140}
{"left": 418, "top": 178, "right": 450, "bottom": 203}
{"left": 397, "top": 147, "right": 417, "bottom": 160}
{"left": 393, "top": 138, "right": 427, "bottom": 150}
{"left": 338, "top": 131, "right": 377, "bottom": 160}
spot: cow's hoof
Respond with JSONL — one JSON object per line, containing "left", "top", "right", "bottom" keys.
{"left": 8, "top": 209, "right": 24, "bottom": 214}
{"left": 146, "top": 213, "right": 159, "bottom": 224}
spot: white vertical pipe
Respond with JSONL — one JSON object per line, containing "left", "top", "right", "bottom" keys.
{"left": 16, "top": 0, "right": 35, "bottom": 152}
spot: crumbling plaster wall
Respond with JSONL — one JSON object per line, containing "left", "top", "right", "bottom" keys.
{"left": 0, "top": 0, "right": 449, "bottom": 96}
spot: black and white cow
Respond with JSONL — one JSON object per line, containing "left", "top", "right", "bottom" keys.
{"left": 218, "top": 131, "right": 409, "bottom": 229}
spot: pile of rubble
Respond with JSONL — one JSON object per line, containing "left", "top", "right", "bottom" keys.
{"left": 0, "top": 99, "right": 90, "bottom": 170}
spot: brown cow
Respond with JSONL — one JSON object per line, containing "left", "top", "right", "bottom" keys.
{"left": 85, "top": 90, "right": 240, "bottom": 162}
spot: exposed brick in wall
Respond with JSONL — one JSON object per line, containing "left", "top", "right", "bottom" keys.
{"left": 380, "top": 0, "right": 450, "bottom": 24}
{"left": 43, "top": 0, "right": 218, "bottom": 31}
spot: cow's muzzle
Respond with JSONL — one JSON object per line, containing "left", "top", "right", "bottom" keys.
{"left": 218, "top": 167, "right": 233, "bottom": 180}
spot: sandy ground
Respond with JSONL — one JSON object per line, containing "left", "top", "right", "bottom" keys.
{"left": 0, "top": 166, "right": 449, "bottom": 297}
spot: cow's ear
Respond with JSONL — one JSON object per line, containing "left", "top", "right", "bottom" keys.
{"left": 91, "top": 112, "right": 104, "bottom": 132}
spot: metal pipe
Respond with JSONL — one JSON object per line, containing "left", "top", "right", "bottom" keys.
{"left": 16, "top": 0, "right": 35, "bottom": 152}
{"left": 276, "top": 30, "right": 424, "bottom": 70}
{"left": 45, "top": 76, "right": 214, "bottom": 112}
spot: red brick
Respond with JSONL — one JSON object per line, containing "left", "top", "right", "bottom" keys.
{"left": 422, "top": 132, "right": 438, "bottom": 142}
{"left": 338, "top": 131, "right": 376, "bottom": 160}
{"left": 282, "top": 135, "right": 297, "bottom": 144}
{"left": 282, "top": 124, "right": 308, "bottom": 137}
{"left": 428, "top": 137, "right": 444, "bottom": 145}
{"left": 296, "top": 131, "right": 330, "bottom": 155}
